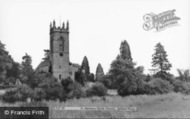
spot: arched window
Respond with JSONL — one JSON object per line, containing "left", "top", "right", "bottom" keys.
{"left": 60, "top": 36, "right": 64, "bottom": 51}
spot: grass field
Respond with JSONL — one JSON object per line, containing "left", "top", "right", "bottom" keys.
{"left": 1, "top": 93, "right": 190, "bottom": 118}
{"left": 46, "top": 93, "right": 190, "bottom": 118}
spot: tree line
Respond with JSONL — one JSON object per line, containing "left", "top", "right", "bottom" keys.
{"left": 0, "top": 39, "right": 190, "bottom": 103}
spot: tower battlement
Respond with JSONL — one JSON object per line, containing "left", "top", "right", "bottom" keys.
{"left": 50, "top": 20, "right": 69, "bottom": 34}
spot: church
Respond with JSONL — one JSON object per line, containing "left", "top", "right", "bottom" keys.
{"left": 36, "top": 20, "right": 80, "bottom": 81}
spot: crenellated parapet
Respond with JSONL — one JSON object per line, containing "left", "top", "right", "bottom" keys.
{"left": 50, "top": 20, "right": 69, "bottom": 34}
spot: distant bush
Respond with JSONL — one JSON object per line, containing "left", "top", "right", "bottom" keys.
{"left": 18, "top": 84, "right": 34, "bottom": 99}
{"left": 2, "top": 84, "right": 33, "bottom": 103}
{"left": 172, "top": 79, "right": 184, "bottom": 93}
{"left": 61, "top": 77, "right": 74, "bottom": 93}
{"left": 86, "top": 82, "right": 107, "bottom": 97}
{"left": 117, "top": 77, "right": 145, "bottom": 96}
{"left": 67, "top": 82, "right": 86, "bottom": 99}
{"left": 171, "top": 78, "right": 190, "bottom": 94}
{"left": 62, "top": 78, "right": 86, "bottom": 99}
{"left": 2, "top": 90, "right": 19, "bottom": 103}
{"left": 2, "top": 76, "right": 67, "bottom": 103}
{"left": 32, "top": 88, "right": 46, "bottom": 101}
{"left": 181, "top": 82, "right": 190, "bottom": 94}
{"left": 39, "top": 78, "right": 66, "bottom": 101}
{"left": 141, "top": 82, "right": 156, "bottom": 95}
{"left": 117, "top": 79, "right": 137, "bottom": 96}
{"left": 98, "top": 75, "right": 112, "bottom": 89}
{"left": 143, "top": 78, "right": 174, "bottom": 95}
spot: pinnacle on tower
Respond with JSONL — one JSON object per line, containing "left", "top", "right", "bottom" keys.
{"left": 62, "top": 22, "right": 65, "bottom": 29}
{"left": 66, "top": 20, "right": 69, "bottom": 30}
{"left": 53, "top": 20, "right": 56, "bottom": 28}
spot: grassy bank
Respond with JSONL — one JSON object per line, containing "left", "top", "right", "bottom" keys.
{"left": 46, "top": 93, "right": 190, "bottom": 118}
{"left": 1, "top": 93, "right": 190, "bottom": 118}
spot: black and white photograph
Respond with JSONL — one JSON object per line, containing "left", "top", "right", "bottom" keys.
{"left": 0, "top": 0, "right": 190, "bottom": 118}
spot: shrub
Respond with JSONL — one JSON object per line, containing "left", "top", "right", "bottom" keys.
{"left": 98, "top": 75, "right": 112, "bottom": 89}
{"left": 2, "top": 84, "right": 33, "bottom": 103}
{"left": 117, "top": 79, "right": 138, "bottom": 96}
{"left": 181, "top": 82, "right": 190, "bottom": 94}
{"left": 171, "top": 79, "right": 190, "bottom": 94}
{"left": 141, "top": 82, "right": 155, "bottom": 95}
{"left": 2, "top": 75, "right": 68, "bottom": 103}
{"left": 67, "top": 82, "right": 86, "bottom": 99}
{"left": 172, "top": 79, "right": 184, "bottom": 93}
{"left": 18, "top": 84, "right": 34, "bottom": 99}
{"left": 86, "top": 82, "right": 107, "bottom": 97}
{"left": 39, "top": 80, "right": 66, "bottom": 101}
{"left": 117, "top": 76, "right": 145, "bottom": 96}
{"left": 33, "top": 88, "right": 46, "bottom": 101}
{"left": 146, "top": 78, "right": 174, "bottom": 94}
{"left": 2, "top": 89, "right": 19, "bottom": 103}
{"left": 61, "top": 77, "right": 74, "bottom": 93}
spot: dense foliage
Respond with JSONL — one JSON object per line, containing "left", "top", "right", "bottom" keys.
{"left": 86, "top": 82, "right": 107, "bottom": 97}
{"left": 61, "top": 77, "right": 86, "bottom": 99}
{"left": 1, "top": 39, "right": 190, "bottom": 103}
{"left": 144, "top": 78, "right": 174, "bottom": 94}
{"left": 107, "top": 40, "right": 145, "bottom": 96}
{"left": 20, "top": 53, "right": 34, "bottom": 84}
{"left": 2, "top": 84, "right": 33, "bottom": 103}
{"left": 0, "top": 41, "right": 20, "bottom": 85}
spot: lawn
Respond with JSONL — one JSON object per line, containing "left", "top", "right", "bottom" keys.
{"left": 46, "top": 93, "right": 190, "bottom": 118}
{"left": 1, "top": 93, "right": 190, "bottom": 118}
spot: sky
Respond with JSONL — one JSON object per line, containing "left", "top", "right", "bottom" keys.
{"left": 0, "top": 0, "right": 190, "bottom": 76}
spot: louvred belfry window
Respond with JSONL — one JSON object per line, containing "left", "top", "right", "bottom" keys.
{"left": 60, "top": 36, "right": 64, "bottom": 51}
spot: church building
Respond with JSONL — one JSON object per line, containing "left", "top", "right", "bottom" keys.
{"left": 36, "top": 20, "right": 80, "bottom": 81}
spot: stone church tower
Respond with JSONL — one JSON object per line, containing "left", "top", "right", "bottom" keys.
{"left": 36, "top": 20, "right": 79, "bottom": 81}
{"left": 50, "top": 20, "right": 70, "bottom": 80}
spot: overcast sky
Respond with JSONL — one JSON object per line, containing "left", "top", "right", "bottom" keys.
{"left": 0, "top": 0, "right": 190, "bottom": 76}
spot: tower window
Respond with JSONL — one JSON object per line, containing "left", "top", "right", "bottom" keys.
{"left": 59, "top": 65, "right": 61, "bottom": 68}
{"left": 59, "top": 74, "right": 61, "bottom": 80}
{"left": 60, "top": 36, "right": 64, "bottom": 51}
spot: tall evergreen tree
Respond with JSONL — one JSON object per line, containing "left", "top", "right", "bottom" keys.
{"left": 152, "top": 42, "right": 172, "bottom": 78}
{"left": 95, "top": 63, "right": 104, "bottom": 81}
{"left": 21, "top": 53, "right": 34, "bottom": 83}
{"left": 108, "top": 40, "right": 144, "bottom": 95}
{"left": 81, "top": 56, "right": 90, "bottom": 76}
{"left": 120, "top": 40, "right": 132, "bottom": 61}
{"left": 109, "top": 40, "right": 136, "bottom": 89}
{"left": 80, "top": 56, "right": 95, "bottom": 82}
{"left": 75, "top": 56, "right": 90, "bottom": 85}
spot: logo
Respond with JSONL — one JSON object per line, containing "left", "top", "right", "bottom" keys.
{"left": 143, "top": 9, "right": 180, "bottom": 31}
